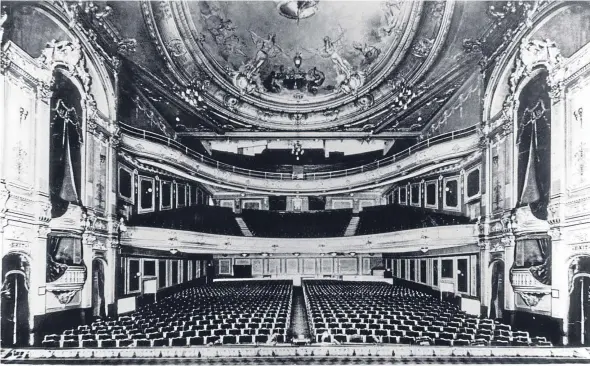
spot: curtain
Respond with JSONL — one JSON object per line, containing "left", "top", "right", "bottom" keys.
{"left": 516, "top": 74, "right": 551, "bottom": 220}
{"left": 513, "top": 237, "right": 552, "bottom": 285}
{"left": 50, "top": 99, "right": 82, "bottom": 213}
{"left": 46, "top": 236, "right": 83, "bottom": 283}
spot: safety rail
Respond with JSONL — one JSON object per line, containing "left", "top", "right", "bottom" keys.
{"left": 120, "top": 123, "right": 478, "bottom": 181}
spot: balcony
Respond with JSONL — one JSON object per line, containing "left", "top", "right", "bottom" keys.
{"left": 120, "top": 123, "right": 479, "bottom": 194}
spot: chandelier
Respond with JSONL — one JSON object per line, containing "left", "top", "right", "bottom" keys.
{"left": 291, "top": 141, "right": 305, "bottom": 161}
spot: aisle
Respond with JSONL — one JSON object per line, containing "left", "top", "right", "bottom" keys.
{"left": 289, "top": 287, "right": 311, "bottom": 340}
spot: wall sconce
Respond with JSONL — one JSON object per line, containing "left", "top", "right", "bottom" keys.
{"left": 241, "top": 253, "right": 249, "bottom": 257}
{"left": 348, "top": 252, "right": 357, "bottom": 256}
{"left": 420, "top": 247, "right": 429, "bottom": 253}
{"left": 330, "top": 252, "right": 338, "bottom": 257}
{"left": 293, "top": 252, "right": 301, "bottom": 257}
{"left": 170, "top": 248, "right": 179, "bottom": 255}
{"left": 261, "top": 253, "right": 269, "bottom": 257}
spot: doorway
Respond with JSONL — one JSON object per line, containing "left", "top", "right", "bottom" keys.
{"left": 91, "top": 259, "right": 106, "bottom": 319}
{"left": 489, "top": 260, "right": 505, "bottom": 320}
{"left": 1, "top": 254, "right": 30, "bottom": 347}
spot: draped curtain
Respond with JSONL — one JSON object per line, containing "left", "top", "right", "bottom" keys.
{"left": 49, "top": 98, "right": 82, "bottom": 217}
{"left": 513, "top": 237, "right": 551, "bottom": 285}
{"left": 46, "top": 236, "right": 84, "bottom": 283}
{"left": 516, "top": 72, "right": 551, "bottom": 220}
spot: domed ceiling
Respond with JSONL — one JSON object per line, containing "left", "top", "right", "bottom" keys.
{"left": 143, "top": 0, "right": 457, "bottom": 130}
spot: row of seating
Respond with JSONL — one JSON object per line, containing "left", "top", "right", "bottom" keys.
{"left": 355, "top": 204, "right": 471, "bottom": 235}
{"left": 42, "top": 281, "right": 292, "bottom": 348}
{"left": 304, "top": 280, "right": 551, "bottom": 347}
{"left": 240, "top": 208, "right": 353, "bottom": 238}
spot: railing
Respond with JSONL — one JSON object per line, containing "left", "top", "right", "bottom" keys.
{"left": 120, "top": 123, "right": 478, "bottom": 181}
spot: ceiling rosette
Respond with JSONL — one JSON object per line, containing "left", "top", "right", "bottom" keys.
{"left": 142, "top": 0, "right": 455, "bottom": 131}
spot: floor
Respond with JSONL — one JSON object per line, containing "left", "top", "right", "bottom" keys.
{"left": 289, "top": 287, "right": 311, "bottom": 340}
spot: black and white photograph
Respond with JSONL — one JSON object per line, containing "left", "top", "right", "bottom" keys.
{"left": 1, "top": 0, "right": 590, "bottom": 364}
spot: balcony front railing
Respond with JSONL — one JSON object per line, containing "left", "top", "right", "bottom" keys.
{"left": 120, "top": 123, "right": 478, "bottom": 181}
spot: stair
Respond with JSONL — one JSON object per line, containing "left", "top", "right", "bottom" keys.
{"left": 343, "top": 216, "right": 360, "bottom": 236}
{"left": 289, "top": 287, "right": 311, "bottom": 341}
{"left": 235, "top": 217, "right": 253, "bottom": 236}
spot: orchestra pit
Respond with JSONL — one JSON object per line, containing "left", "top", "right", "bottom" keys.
{"left": 1, "top": 0, "right": 590, "bottom": 364}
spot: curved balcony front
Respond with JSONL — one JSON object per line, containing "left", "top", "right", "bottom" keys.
{"left": 121, "top": 223, "right": 479, "bottom": 255}
{"left": 120, "top": 124, "right": 480, "bottom": 195}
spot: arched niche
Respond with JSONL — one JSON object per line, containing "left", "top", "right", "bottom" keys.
{"left": 567, "top": 255, "right": 590, "bottom": 345}
{"left": 91, "top": 257, "right": 107, "bottom": 319}
{"left": 0, "top": 253, "right": 31, "bottom": 347}
{"left": 5, "top": 3, "right": 116, "bottom": 121}
{"left": 514, "top": 69, "right": 551, "bottom": 220}
{"left": 49, "top": 69, "right": 84, "bottom": 218}
{"left": 482, "top": 1, "right": 588, "bottom": 121}
{"left": 488, "top": 259, "right": 505, "bottom": 320}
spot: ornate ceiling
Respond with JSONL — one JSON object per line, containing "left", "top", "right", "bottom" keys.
{"left": 139, "top": 0, "right": 463, "bottom": 131}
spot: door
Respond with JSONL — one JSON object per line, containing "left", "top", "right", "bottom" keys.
{"left": 1, "top": 271, "right": 30, "bottom": 346}
{"left": 569, "top": 276, "right": 590, "bottom": 345}
{"left": 490, "top": 261, "right": 505, "bottom": 320}
{"left": 91, "top": 259, "right": 106, "bottom": 319}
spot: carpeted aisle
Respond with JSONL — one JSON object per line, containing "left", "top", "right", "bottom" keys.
{"left": 290, "top": 287, "right": 311, "bottom": 340}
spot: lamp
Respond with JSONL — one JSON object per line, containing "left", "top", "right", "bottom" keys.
{"left": 293, "top": 252, "right": 301, "bottom": 257}
{"left": 170, "top": 248, "right": 178, "bottom": 255}
{"left": 348, "top": 252, "right": 357, "bottom": 256}
{"left": 420, "top": 247, "right": 429, "bottom": 254}
{"left": 261, "top": 253, "right": 269, "bottom": 257}
{"left": 330, "top": 252, "right": 337, "bottom": 257}
{"left": 241, "top": 253, "right": 249, "bottom": 257}
{"left": 293, "top": 52, "right": 302, "bottom": 69}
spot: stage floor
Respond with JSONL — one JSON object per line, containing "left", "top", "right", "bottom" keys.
{"left": 2, "top": 345, "right": 590, "bottom": 364}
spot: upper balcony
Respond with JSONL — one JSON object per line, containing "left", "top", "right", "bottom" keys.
{"left": 119, "top": 123, "right": 480, "bottom": 195}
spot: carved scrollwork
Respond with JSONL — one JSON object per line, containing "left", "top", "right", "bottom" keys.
{"left": 517, "top": 291, "right": 546, "bottom": 307}
{"left": 38, "top": 40, "right": 91, "bottom": 94}
{"left": 117, "top": 38, "right": 137, "bottom": 56}
{"left": 510, "top": 38, "right": 563, "bottom": 96}
{"left": 52, "top": 289, "right": 81, "bottom": 305}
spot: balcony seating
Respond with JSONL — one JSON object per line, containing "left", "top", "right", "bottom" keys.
{"left": 240, "top": 209, "right": 353, "bottom": 238}
{"left": 128, "top": 205, "right": 242, "bottom": 236}
{"left": 41, "top": 281, "right": 291, "bottom": 348}
{"left": 304, "top": 280, "right": 549, "bottom": 347}
{"left": 356, "top": 204, "right": 470, "bottom": 235}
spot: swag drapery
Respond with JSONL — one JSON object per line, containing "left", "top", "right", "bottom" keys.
{"left": 50, "top": 99, "right": 82, "bottom": 215}
{"left": 46, "top": 236, "right": 84, "bottom": 283}
{"left": 516, "top": 75, "right": 551, "bottom": 220}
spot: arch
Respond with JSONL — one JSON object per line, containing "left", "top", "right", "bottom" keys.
{"left": 565, "top": 255, "right": 590, "bottom": 345}
{"left": 482, "top": 1, "right": 574, "bottom": 121}
{"left": 91, "top": 258, "right": 107, "bottom": 319}
{"left": 23, "top": 2, "right": 116, "bottom": 120}
{"left": 488, "top": 259, "right": 505, "bottom": 320}
{"left": 1, "top": 253, "right": 31, "bottom": 347}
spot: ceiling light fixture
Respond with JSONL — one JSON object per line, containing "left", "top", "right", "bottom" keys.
{"left": 291, "top": 141, "right": 304, "bottom": 161}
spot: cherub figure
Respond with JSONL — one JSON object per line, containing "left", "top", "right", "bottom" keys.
{"left": 242, "top": 32, "right": 285, "bottom": 80}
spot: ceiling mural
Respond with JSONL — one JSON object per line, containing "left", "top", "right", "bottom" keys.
{"left": 142, "top": 0, "right": 457, "bottom": 131}
{"left": 192, "top": 1, "right": 413, "bottom": 99}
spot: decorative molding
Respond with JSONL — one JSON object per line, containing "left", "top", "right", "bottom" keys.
{"left": 516, "top": 291, "right": 547, "bottom": 307}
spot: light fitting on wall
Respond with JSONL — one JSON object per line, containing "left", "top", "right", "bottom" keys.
{"left": 420, "top": 247, "right": 429, "bottom": 253}
{"left": 293, "top": 252, "right": 301, "bottom": 257}
{"left": 291, "top": 141, "right": 304, "bottom": 161}
{"left": 348, "top": 252, "right": 357, "bottom": 256}
{"left": 330, "top": 252, "right": 338, "bottom": 257}
{"left": 241, "top": 253, "right": 249, "bottom": 257}
{"left": 261, "top": 253, "right": 269, "bottom": 257}
{"left": 169, "top": 248, "right": 178, "bottom": 255}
